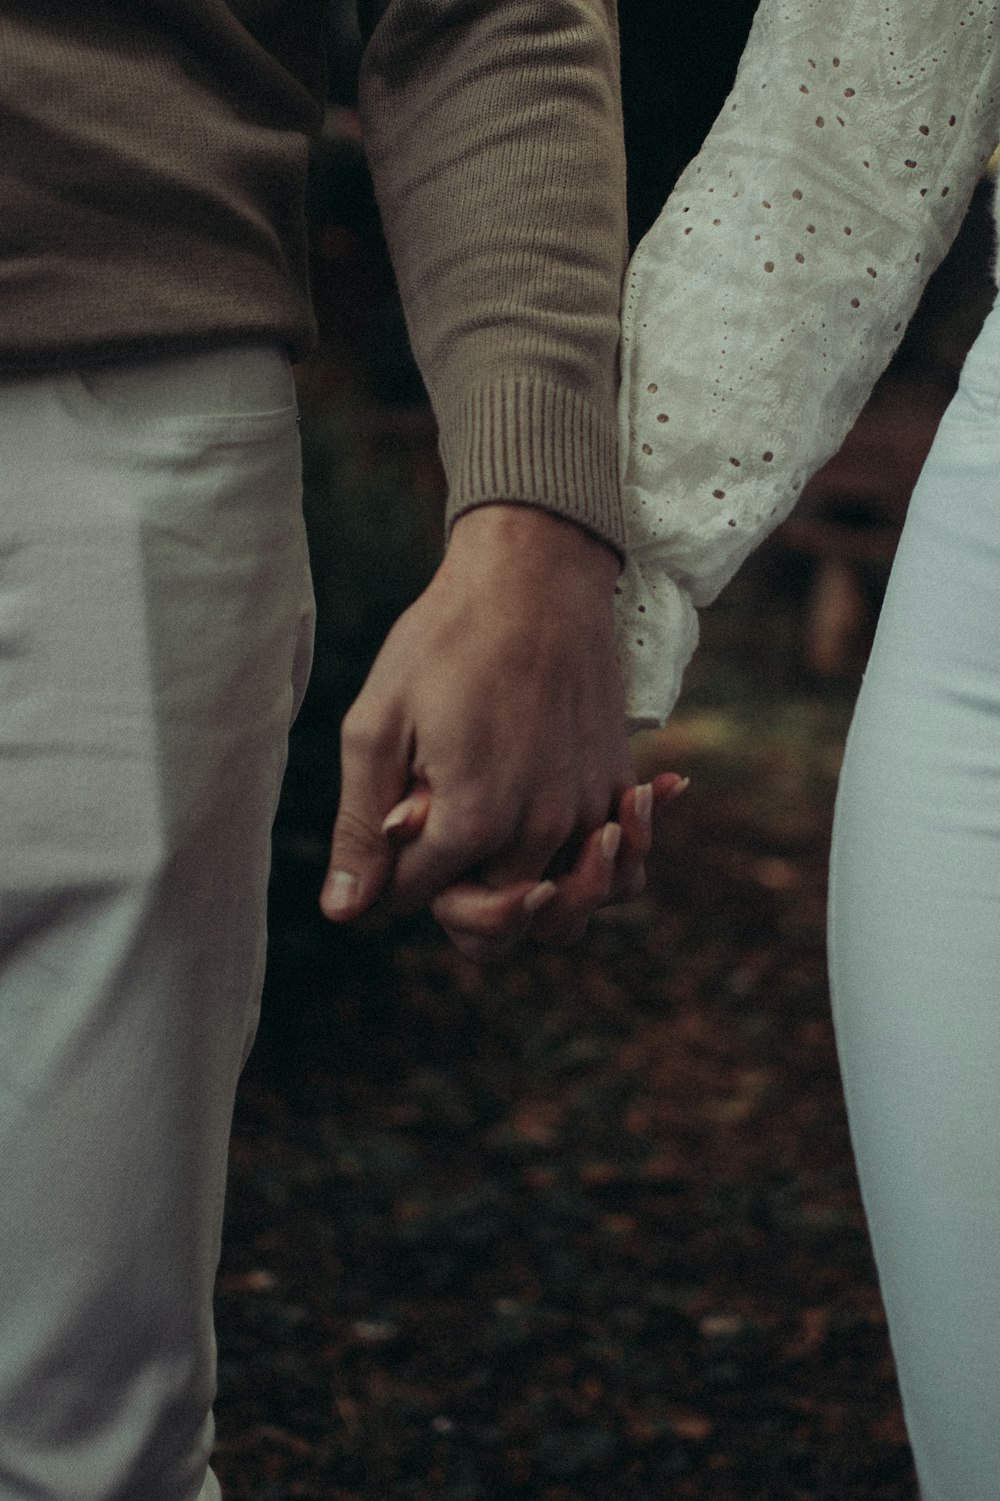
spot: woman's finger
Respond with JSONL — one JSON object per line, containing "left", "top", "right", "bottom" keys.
{"left": 651, "top": 770, "right": 691, "bottom": 806}
{"left": 381, "top": 783, "right": 433, "bottom": 841}
{"left": 432, "top": 877, "right": 556, "bottom": 961}
{"left": 528, "top": 821, "right": 620, "bottom": 944}
{"left": 606, "top": 773, "right": 690, "bottom": 901}
{"left": 421, "top": 771, "right": 690, "bottom": 955}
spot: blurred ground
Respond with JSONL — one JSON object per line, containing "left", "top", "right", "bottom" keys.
{"left": 211, "top": 591, "right": 918, "bottom": 1501}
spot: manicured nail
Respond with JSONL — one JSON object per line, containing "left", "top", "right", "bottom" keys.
{"left": 669, "top": 776, "right": 691, "bottom": 799}
{"left": 322, "top": 870, "right": 358, "bottom": 917}
{"left": 634, "top": 783, "right": 653, "bottom": 823}
{"left": 600, "top": 822, "right": 622, "bottom": 863}
{"left": 523, "top": 880, "right": 558, "bottom": 914}
{"left": 381, "top": 800, "right": 415, "bottom": 835}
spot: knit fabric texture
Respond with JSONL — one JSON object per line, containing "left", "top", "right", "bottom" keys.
{"left": 616, "top": 0, "right": 1000, "bottom": 728}
{"left": 1, "top": 0, "right": 627, "bottom": 553}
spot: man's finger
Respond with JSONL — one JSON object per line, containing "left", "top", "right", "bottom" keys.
{"left": 321, "top": 718, "right": 409, "bottom": 923}
{"left": 322, "top": 809, "right": 396, "bottom": 922}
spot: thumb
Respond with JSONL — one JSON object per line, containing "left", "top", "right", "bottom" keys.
{"left": 320, "top": 727, "right": 408, "bottom": 924}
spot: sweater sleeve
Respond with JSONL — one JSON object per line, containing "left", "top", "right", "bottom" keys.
{"left": 615, "top": 0, "right": 1000, "bottom": 730}
{"left": 357, "top": 0, "right": 628, "bottom": 554}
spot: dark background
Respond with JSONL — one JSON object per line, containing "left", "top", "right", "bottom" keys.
{"left": 211, "top": 6, "right": 996, "bottom": 1496}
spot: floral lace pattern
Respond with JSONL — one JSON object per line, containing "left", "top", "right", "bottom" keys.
{"left": 616, "top": 0, "right": 1000, "bottom": 729}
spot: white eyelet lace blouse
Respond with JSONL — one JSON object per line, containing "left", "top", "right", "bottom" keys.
{"left": 615, "top": 0, "right": 1000, "bottom": 730}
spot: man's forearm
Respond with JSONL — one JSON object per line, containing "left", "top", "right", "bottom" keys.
{"left": 358, "top": 0, "right": 628, "bottom": 555}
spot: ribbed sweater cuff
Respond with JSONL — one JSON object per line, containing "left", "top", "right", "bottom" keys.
{"left": 440, "top": 376, "right": 626, "bottom": 558}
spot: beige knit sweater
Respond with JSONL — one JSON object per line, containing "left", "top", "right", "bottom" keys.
{"left": 0, "top": 0, "right": 627, "bottom": 551}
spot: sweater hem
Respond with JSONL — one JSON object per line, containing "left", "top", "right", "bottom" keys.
{"left": 440, "top": 376, "right": 625, "bottom": 557}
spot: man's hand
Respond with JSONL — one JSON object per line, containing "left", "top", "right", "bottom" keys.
{"left": 321, "top": 504, "right": 633, "bottom": 923}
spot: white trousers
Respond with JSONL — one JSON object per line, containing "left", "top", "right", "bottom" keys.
{"left": 0, "top": 348, "right": 314, "bottom": 1501}
{"left": 829, "top": 301, "right": 1000, "bottom": 1500}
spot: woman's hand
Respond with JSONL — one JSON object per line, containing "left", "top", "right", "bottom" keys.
{"left": 383, "top": 772, "right": 688, "bottom": 961}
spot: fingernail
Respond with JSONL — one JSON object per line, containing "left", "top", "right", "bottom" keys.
{"left": 381, "top": 800, "right": 414, "bottom": 835}
{"left": 634, "top": 783, "right": 653, "bottom": 823}
{"left": 523, "top": 880, "right": 557, "bottom": 915}
{"left": 322, "top": 870, "right": 358, "bottom": 917}
{"left": 669, "top": 776, "right": 691, "bottom": 799}
{"left": 600, "top": 822, "right": 622, "bottom": 863}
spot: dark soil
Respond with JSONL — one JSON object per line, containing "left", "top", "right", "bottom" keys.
{"left": 212, "top": 626, "right": 916, "bottom": 1500}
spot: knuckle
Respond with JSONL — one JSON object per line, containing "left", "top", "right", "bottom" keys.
{"left": 339, "top": 705, "right": 381, "bottom": 757}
